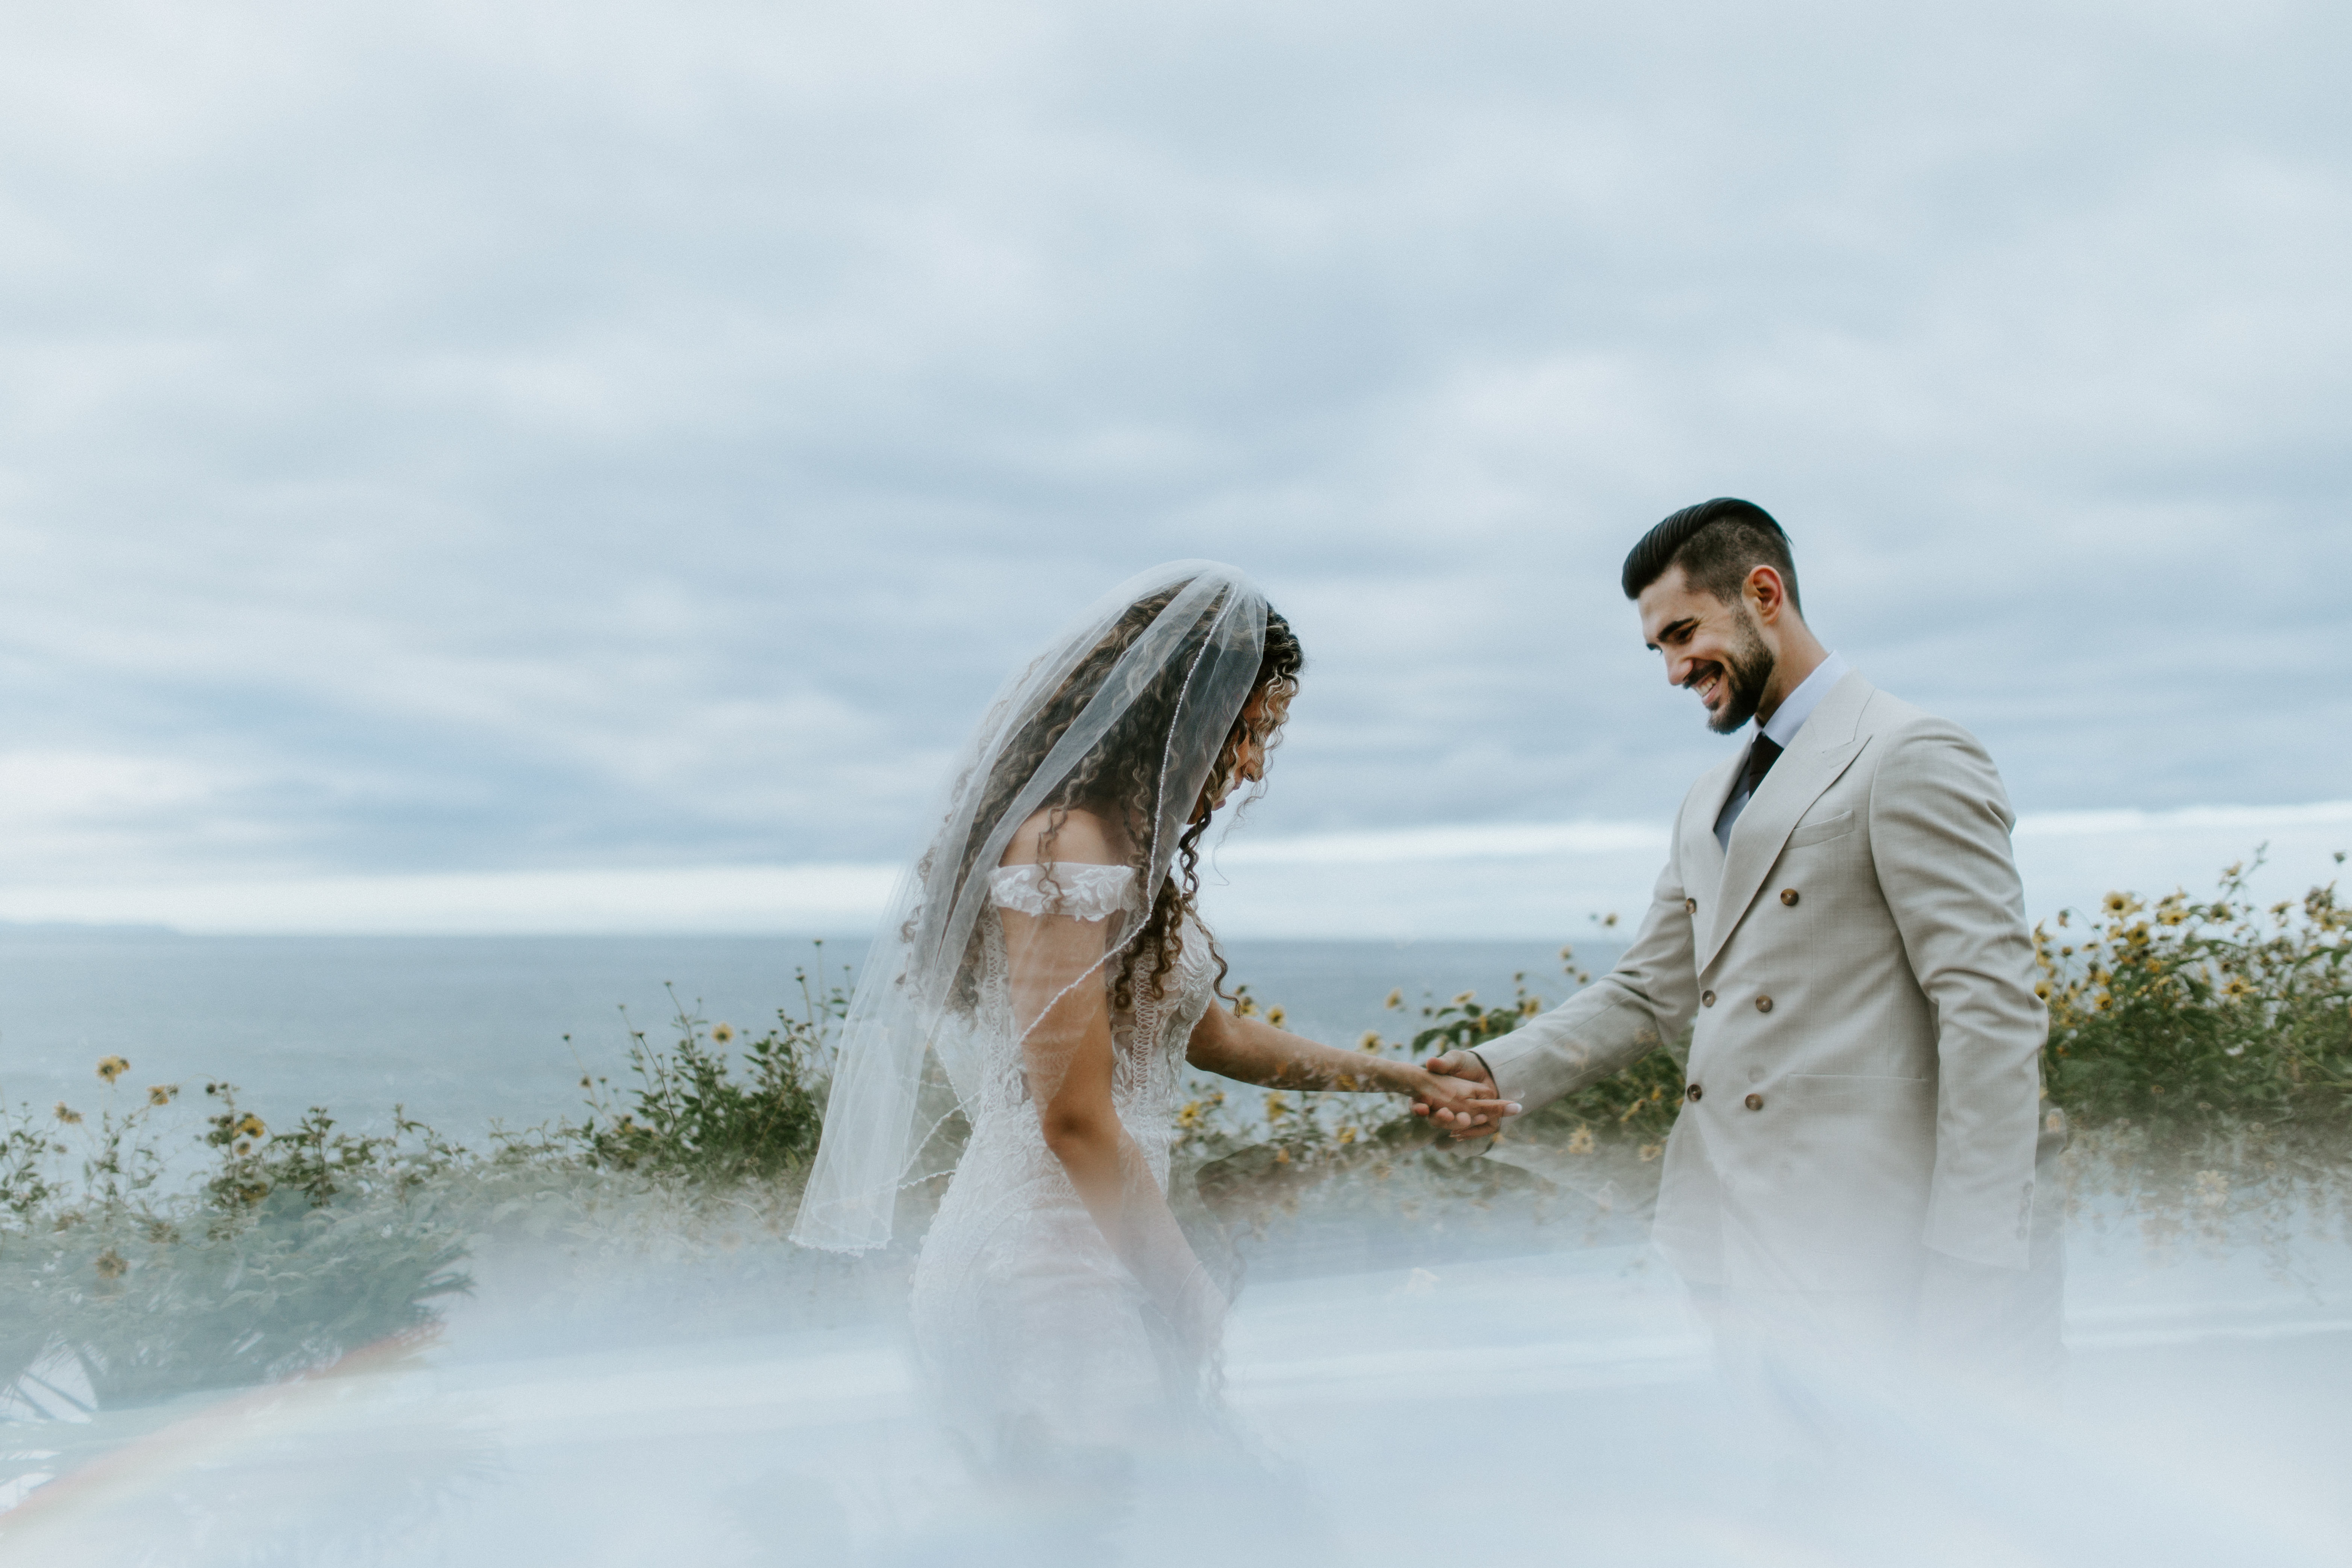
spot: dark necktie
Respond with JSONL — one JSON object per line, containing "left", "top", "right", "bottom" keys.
{"left": 1743, "top": 733, "right": 1783, "bottom": 798}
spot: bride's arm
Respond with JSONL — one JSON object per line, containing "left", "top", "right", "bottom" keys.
{"left": 999, "top": 812, "right": 1223, "bottom": 1343}
{"left": 1012, "top": 935, "right": 1224, "bottom": 1341}
{"left": 1185, "top": 1004, "right": 1519, "bottom": 1127}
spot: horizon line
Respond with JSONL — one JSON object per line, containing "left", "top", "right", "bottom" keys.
{"left": 2, "top": 799, "right": 2344, "bottom": 938}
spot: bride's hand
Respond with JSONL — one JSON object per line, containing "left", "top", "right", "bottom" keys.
{"left": 1399, "top": 1055, "right": 1520, "bottom": 1139}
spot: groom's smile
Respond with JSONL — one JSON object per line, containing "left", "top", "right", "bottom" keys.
{"left": 1637, "top": 563, "right": 1781, "bottom": 735}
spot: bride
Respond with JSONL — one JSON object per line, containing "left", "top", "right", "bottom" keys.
{"left": 791, "top": 562, "right": 1508, "bottom": 1470}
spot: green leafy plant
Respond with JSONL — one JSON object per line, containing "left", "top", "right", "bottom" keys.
{"left": 567, "top": 953, "right": 849, "bottom": 1182}
{"left": 2037, "top": 851, "right": 2352, "bottom": 1137}
{"left": 2, "top": 1071, "right": 470, "bottom": 1414}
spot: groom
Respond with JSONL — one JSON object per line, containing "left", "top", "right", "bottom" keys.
{"left": 1425, "top": 498, "right": 2060, "bottom": 1375}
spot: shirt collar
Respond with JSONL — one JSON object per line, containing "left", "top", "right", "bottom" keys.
{"left": 1758, "top": 651, "right": 1848, "bottom": 750}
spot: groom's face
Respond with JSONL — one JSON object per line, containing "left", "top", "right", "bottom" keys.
{"left": 1638, "top": 566, "right": 1776, "bottom": 735}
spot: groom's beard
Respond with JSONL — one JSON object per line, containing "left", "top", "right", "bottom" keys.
{"left": 1700, "top": 609, "right": 1776, "bottom": 735}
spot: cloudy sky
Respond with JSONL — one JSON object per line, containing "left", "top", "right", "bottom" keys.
{"left": 2, "top": 1, "right": 2346, "bottom": 932}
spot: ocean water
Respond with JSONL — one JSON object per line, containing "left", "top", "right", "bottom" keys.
{"left": 0, "top": 930, "right": 1614, "bottom": 1141}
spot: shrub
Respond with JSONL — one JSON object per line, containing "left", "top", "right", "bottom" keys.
{"left": 0, "top": 1079, "right": 470, "bottom": 1412}
{"left": 2037, "top": 853, "right": 2352, "bottom": 1138}
{"left": 566, "top": 956, "right": 848, "bottom": 1182}
{"left": 0, "top": 950, "right": 854, "bottom": 1418}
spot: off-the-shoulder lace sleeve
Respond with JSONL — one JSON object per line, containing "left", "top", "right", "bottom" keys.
{"left": 988, "top": 862, "right": 1137, "bottom": 922}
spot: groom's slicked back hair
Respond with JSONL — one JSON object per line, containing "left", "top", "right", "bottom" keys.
{"left": 1621, "top": 498, "right": 1802, "bottom": 614}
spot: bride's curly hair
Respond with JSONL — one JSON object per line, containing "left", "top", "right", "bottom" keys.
{"left": 935, "top": 585, "right": 1303, "bottom": 1016}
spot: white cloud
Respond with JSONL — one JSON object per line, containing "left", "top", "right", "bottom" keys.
{"left": 0, "top": 0, "right": 2345, "bottom": 904}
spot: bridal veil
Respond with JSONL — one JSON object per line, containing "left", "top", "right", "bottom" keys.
{"left": 791, "top": 562, "right": 1271, "bottom": 1252}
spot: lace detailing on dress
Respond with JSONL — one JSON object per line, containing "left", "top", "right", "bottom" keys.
{"left": 986, "top": 862, "right": 1138, "bottom": 921}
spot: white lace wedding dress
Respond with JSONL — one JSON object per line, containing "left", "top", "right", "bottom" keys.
{"left": 908, "top": 861, "right": 1220, "bottom": 1468}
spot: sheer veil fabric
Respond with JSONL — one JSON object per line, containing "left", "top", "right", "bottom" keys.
{"left": 790, "top": 562, "right": 1270, "bottom": 1255}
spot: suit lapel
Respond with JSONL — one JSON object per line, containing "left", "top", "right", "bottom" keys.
{"left": 1686, "top": 753, "right": 1739, "bottom": 894}
{"left": 1697, "top": 671, "right": 1875, "bottom": 974}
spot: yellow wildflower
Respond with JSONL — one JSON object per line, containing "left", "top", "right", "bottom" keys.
{"left": 233, "top": 1113, "right": 266, "bottom": 1140}
{"left": 1566, "top": 1125, "right": 1595, "bottom": 1156}
{"left": 147, "top": 1085, "right": 178, "bottom": 1107}
{"left": 1336, "top": 1125, "right": 1357, "bottom": 1145}
{"left": 1637, "top": 1142, "right": 1662, "bottom": 1162}
{"left": 712, "top": 1023, "right": 735, "bottom": 1044}
{"left": 1266, "top": 1005, "right": 1287, "bottom": 1028}
{"left": 1264, "top": 1092, "right": 1290, "bottom": 1121}
{"left": 97, "top": 1056, "right": 130, "bottom": 1083}
{"left": 1358, "top": 1031, "right": 1384, "bottom": 1052}
{"left": 1384, "top": 989, "right": 1403, "bottom": 1010}
{"left": 55, "top": 1103, "right": 83, "bottom": 1125}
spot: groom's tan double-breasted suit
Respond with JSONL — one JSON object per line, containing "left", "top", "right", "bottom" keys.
{"left": 1482, "top": 670, "right": 2049, "bottom": 1323}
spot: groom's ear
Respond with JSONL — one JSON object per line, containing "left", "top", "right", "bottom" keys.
{"left": 1744, "top": 564, "right": 1797, "bottom": 625}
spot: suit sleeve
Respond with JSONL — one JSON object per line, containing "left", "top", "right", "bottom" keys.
{"left": 1869, "top": 720, "right": 2047, "bottom": 1270}
{"left": 1476, "top": 845, "right": 1702, "bottom": 1111}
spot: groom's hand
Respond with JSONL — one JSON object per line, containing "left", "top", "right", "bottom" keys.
{"left": 1410, "top": 1051, "right": 1517, "bottom": 1140}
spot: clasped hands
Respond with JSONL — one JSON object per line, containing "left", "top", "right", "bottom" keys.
{"left": 1402, "top": 1051, "right": 1520, "bottom": 1140}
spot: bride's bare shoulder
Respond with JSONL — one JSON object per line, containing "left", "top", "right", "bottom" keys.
{"left": 999, "top": 806, "right": 1121, "bottom": 868}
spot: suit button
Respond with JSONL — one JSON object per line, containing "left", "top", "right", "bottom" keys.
{"left": 1744, "top": 1092, "right": 1764, "bottom": 1111}
{"left": 1755, "top": 995, "right": 1774, "bottom": 1013}
{"left": 1684, "top": 897, "right": 1698, "bottom": 914}
{"left": 1685, "top": 1083, "right": 1703, "bottom": 1102}
{"left": 1780, "top": 888, "right": 1799, "bottom": 906}
{"left": 1702, "top": 990, "right": 1716, "bottom": 1007}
